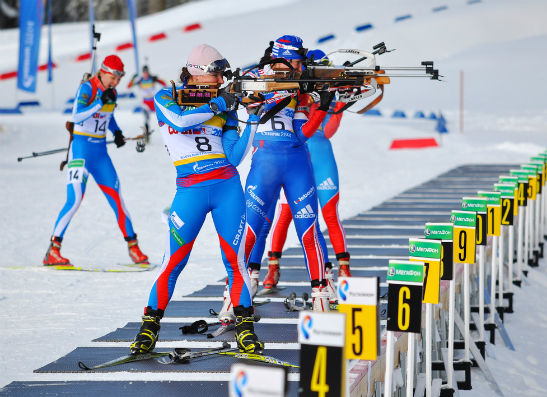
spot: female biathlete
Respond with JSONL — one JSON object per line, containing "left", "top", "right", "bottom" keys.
{"left": 130, "top": 44, "right": 263, "bottom": 355}
{"left": 243, "top": 37, "right": 335, "bottom": 312}
{"left": 44, "top": 55, "right": 148, "bottom": 266}
{"left": 248, "top": 50, "right": 351, "bottom": 301}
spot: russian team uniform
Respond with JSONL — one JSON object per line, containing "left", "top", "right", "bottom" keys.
{"left": 243, "top": 78, "right": 329, "bottom": 284}
{"left": 147, "top": 87, "right": 258, "bottom": 313}
{"left": 51, "top": 76, "right": 135, "bottom": 240}
{"left": 128, "top": 75, "right": 166, "bottom": 111}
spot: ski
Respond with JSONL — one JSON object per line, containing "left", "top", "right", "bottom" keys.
{"left": 252, "top": 299, "right": 271, "bottom": 307}
{"left": 207, "top": 320, "right": 235, "bottom": 339}
{"left": 158, "top": 342, "right": 237, "bottom": 364}
{"left": 257, "top": 286, "right": 286, "bottom": 296}
{"left": 7, "top": 264, "right": 156, "bottom": 273}
{"left": 219, "top": 351, "right": 299, "bottom": 368}
{"left": 117, "top": 263, "right": 158, "bottom": 269}
{"left": 78, "top": 351, "right": 170, "bottom": 370}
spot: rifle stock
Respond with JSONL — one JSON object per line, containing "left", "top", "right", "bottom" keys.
{"left": 60, "top": 122, "right": 74, "bottom": 171}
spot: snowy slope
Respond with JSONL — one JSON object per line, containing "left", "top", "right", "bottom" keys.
{"left": 1, "top": 0, "right": 547, "bottom": 395}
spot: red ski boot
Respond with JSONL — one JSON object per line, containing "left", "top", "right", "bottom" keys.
{"left": 337, "top": 252, "right": 352, "bottom": 277}
{"left": 263, "top": 252, "right": 281, "bottom": 289}
{"left": 43, "top": 237, "right": 71, "bottom": 266}
{"left": 127, "top": 236, "right": 149, "bottom": 264}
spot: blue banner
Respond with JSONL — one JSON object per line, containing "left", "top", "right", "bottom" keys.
{"left": 89, "top": 0, "right": 96, "bottom": 73}
{"left": 47, "top": 0, "right": 53, "bottom": 82}
{"left": 17, "top": 0, "right": 43, "bottom": 92}
{"left": 127, "top": 0, "right": 139, "bottom": 73}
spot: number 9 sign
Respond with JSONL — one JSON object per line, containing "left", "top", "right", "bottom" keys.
{"left": 451, "top": 210, "right": 476, "bottom": 264}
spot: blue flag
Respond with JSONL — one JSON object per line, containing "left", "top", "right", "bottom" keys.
{"left": 47, "top": 0, "right": 53, "bottom": 82}
{"left": 18, "top": 0, "right": 44, "bottom": 92}
{"left": 89, "top": 0, "right": 96, "bottom": 73}
{"left": 127, "top": 0, "right": 139, "bottom": 72}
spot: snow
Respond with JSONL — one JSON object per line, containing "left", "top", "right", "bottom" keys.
{"left": 1, "top": 0, "right": 547, "bottom": 395}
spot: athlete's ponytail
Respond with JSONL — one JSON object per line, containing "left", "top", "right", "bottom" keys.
{"left": 179, "top": 67, "right": 192, "bottom": 84}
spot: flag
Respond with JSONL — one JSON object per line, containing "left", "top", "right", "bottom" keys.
{"left": 127, "top": 0, "right": 139, "bottom": 72}
{"left": 47, "top": 0, "right": 53, "bottom": 82}
{"left": 17, "top": 0, "right": 44, "bottom": 92}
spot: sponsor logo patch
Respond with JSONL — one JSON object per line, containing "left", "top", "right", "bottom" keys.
{"left": 170, "top": 211, "right": 184, "bottom": 229}
{"left": 294, "top": 186, "right": 315, "bottom": 204}
{"left": 295, "top": 204, "right": 315, "bottom": 219}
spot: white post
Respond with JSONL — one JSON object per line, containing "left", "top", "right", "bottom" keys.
{"left": 426, "top": 304, "right": 432, "bottom": 397}
{"left": 535, "top": 193, "right": 541, "bottom": 253}
{"left": 490, "top": 236, "right": 498, "bottom": 322}
{"left": 384, "top": 331, "right": 395, "bottom": 397}
{"left": 529, "top": 200, "right": 534, "bottom": 263}
{"left": 525, "top": 206, "right": 530, "bottom": 267}
{"left": 498, "top": 226, "right": 505, "bottom": 307}
{"left": 478, "top": 246, "right": 485, "bottom": 340}
{"left": 464, "top": 263, "right": 470, "bottom": 361}
{"left": 406, "top": 334, "right": 415, "bottom": 397}
{"left": 447, "top": 279, "right": 456, "bottom": 388}
{"left": 508, "top": 225, "right": 514, "bottom": 292}
{"left": 518, "top": 207, "right": 524, "bottom": 280}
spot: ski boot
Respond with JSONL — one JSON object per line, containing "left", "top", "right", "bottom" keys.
{"left": 324, "top": 262, "right": 337, "bottom": 303}
{"left": 248, "top": 264, "right": 261, "bottom": 298}
{"left": 218, "top": 279, "right": 235, "bottom": 323}
{"left": 126, "top": 234, "right": 149, "bottom": 264}
{"left": 312, "top": 280, "right": 331, "bottom": 312}
{"left": 337, "top": 252, "right": 352, "bottom": 277}
{"left": 130, "top": 307, "right": 163, "bottom": 354}
{"left": 43, "top": 237, "right": 71, "bottom": 266}
{"left": 234, "top": 305, "right": 264, "bottom": 353}
{"left": 263, "top": 251, "right": 281, "bottom": 289}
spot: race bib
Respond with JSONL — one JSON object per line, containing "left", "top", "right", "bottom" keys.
{"left": 66, "top": 159, "right": 88, "bottom": 185}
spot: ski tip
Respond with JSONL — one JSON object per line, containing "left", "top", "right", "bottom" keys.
{"left": 207, "top": 333, "right": 214, "bottom": 339}
{"left": 78, "top": 361, "right": 92, "bottom": 371}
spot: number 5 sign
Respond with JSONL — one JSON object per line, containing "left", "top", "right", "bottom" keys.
{"left": 386, "top": 261, "right": 424, "bottom": 334}
{"left": 451, "top": 210, "right": 476, "bottom": 264}
{"left": 337, "top": 277, "right": 380, "bottom": 360}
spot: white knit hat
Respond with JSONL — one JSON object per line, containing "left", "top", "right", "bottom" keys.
{"left": 186, "top": 44, "right": 224, "bottom": 76}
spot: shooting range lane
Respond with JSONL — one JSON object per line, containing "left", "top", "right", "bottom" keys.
{"left": 7, "top": 164, "right": 516, "bottom": 396}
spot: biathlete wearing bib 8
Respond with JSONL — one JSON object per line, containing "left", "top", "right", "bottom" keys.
{"left": 51, "top": 76, "right": 135, "bottom": 240}
{"left": 243, "top": 68, "right": 330, "bottom": 284}
{"left": 147, "top": 86, "right": 259, "bottom": 312}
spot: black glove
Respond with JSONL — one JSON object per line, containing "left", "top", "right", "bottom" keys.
{"left": 114, "top": 130, "right": 126, "bottom": 148}
{"left": 101, "top": 88, "right": 116, "bottom": 104}
{"left": 218, "top": 88, "right": 239, "bottom": 112}
{"left": 317, "top": 90, "right": 336, "bottom": 111}
{"left": 247, "top": 103, "right": 265, "bottom": 116}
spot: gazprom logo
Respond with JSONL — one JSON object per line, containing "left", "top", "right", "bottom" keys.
{"left": 232, "top": 370, "right": 247, "bottom": 397}
{"left": 301, "top": 315, "right": 313, "bottom": 339}
{"left": 409, "top": 244, "right": 416, "bottom": 253}
{"left": 339, "top": 280, "right": 349, "bottom": 301}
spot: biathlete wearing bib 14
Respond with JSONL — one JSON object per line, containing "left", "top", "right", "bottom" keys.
{"left": 147, "top": 86, "right": 259, "bottom": 312}
{"left": 250, "top": 101, "right": 347, "bottom": 259}
{"left": 51, "top": 76, "right": 135, "bottom": 240}
{"left": 244, "top": 84, "right": 329, "bottom": 284}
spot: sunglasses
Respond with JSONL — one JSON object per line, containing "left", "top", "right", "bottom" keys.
{"left": 100, "top": 63, "right": 125, "bottom": 77}
{"left": 186, "top": 58, "right": 231, "bottom": 74}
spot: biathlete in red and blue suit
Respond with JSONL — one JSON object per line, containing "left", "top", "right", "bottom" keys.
{"left": 243, "top": 36, "right": 336, "bottom": 312}
{"left": 130, "top": 44, "right": 264, "bottom": 355}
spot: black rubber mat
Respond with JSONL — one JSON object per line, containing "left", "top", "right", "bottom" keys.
{"left": 282, "top": 246, "right": 408, "bottom": 257}
{"left": 216, "top": 268, "right": 388, "bottom": 283}
{"left": 371, "top": 205, "right": 456, "bottom": 212}
{"left": 94, "top": 322, "right": 298, "bottom": 343}
{"left": 343, "top": 219, "right": 443, "bottom": 226}
{"left": 34, "top": 347, "right": 300, "bottom": 373}
{"left": 165, "top": 300, "right": 301, "bottom": 318}
{"left": 0, "top": 381, "right": 301, "bottom": 397}
{"left": 184, "top": 284, "right": 388, "bottom": 300}
{"left": 344, "top": 227, "right": 423, "bottom": 236}
{"left": 355, "top": 213, "right": 449, "bottom": 220}
{"left": 342, "top": 237, "right": 411, "bottom": 245}
{"left": 267, "top": 257, "right": 392, "bottom": 268}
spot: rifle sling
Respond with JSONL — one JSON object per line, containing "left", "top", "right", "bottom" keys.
{"left": 258, "top": 96, "right": 292, "bottom": 125}
{"left": 356, "top": 84, "right": 384, "bottom": 114}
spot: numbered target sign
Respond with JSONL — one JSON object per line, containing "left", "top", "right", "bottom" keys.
{"left": 499, "top": 176, "right": 519, "bottom": 216}
{"left": 535, "top": 154, "right": 547, "bottom": 186}
{"left": 477, "top": 192, "right": 501, "bottom": 237}
{"left": 527, "top": 162, "right": 543, "bottom": 195}
{"left": 409, "top": 238, "right": 442, "bottom": 304}
{"left": 450, "top": 210, "right": 476, "bottom": 264}
{"left": 494, "top": 183, "right": 515, "bottom": 226}
{"left": 337, "top": 277, "right": 380, "bottom": 360}
{"left": 230, "top": 363, "right": 287, "bottom": 397}
{"left": 462, "top": 197, "right": 487, "bottom": 246}
{"left": 510, "top": 170, "right": 529, "bottom": 207}
{"left": 521, "top": 165, "right": 538, "bottom": 200}
{"left": 298, "top": 312, "right": 346, "bottom": 397}
{"left": 424, "top": 223, "right": 454, "bottom": 281}
{"left": 531, "top": 157, "right": 546, "bottom": 188}
{"left": 386, "top": 260, "right": 424, "bottom": 334}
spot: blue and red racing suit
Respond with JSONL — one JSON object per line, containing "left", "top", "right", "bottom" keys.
{"left": 146, "top": 86, "right": 258, "bottom": 312}
{"left": 51, "top": 76, "right": 136, "bottom": 241}
{"left": 243, "top": 77, "right": 329, "bottom": 284}
{"left": 248, "top": 101, "right": 347, "bottom": 260}
{"left": 128, "top": 75, "right": 166, "bottom": 111}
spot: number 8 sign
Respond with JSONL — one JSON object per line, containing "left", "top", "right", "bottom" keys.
{"left": 386, "top": 261, "right": 424, "bottom": 334}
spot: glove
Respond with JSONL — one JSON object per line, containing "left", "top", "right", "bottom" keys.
{"left": 247, "top": 103, "right": 265, "bottom": 117}
{"left": 114, "top": 130, "right": 126, "bottom": 148}
{"left": 101, "top": 88, "right": 116, "bottom": 104}
{"left": 208, "top": 91, "right": 239, "bottom": 114}
{"left": 317, "top": 90, "right": 336, "bottom": 111}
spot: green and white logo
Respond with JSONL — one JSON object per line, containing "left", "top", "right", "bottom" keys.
{"left": 462, "top": 197, "right": 487, "bottom": 213}
{"left": 494, "top": 184, "right": 514, "bottom": 198}
{"left": 499, "top": 176, "right": 518, "bottom": 189}
{"left": 408, "top": 238, "right": 441, "bottom": 259}
{"left": 387, "top": 260, "right": 424, "bottom": 285}
{"left": 68, "top": 159, "right": 85, "bottom": 168}
{"left": 451, "top": 210, "right": 476, "bottom": 228}
{"left": 424, "top": 223, "right": 453, "bottom": 240}
{"left": 170, "top": 228, "right": 185, "bottom": 246}
{"left": 477, "top": 191, "right": 501, "bottom": 206}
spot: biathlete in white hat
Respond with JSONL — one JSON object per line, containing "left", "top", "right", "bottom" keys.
{"left": 130, "top": 44, "right": 264, "bottom": 355}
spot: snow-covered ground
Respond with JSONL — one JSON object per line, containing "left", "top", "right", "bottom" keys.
{"left": 1, "top": 0, "right": 547, "bottom": 395}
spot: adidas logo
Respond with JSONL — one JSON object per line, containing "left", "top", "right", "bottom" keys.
{"left": 295, "top": 204, "right": 316, "bottom": 219}
{"left": 283, "top": 49, "right": 292, "bottom": 56}
{"left": 318, "top": 178, "right": 337, "bottom": 190}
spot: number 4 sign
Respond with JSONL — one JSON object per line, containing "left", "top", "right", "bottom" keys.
{"left": 337, "top": 277, "right": 380, "bottom": 360}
